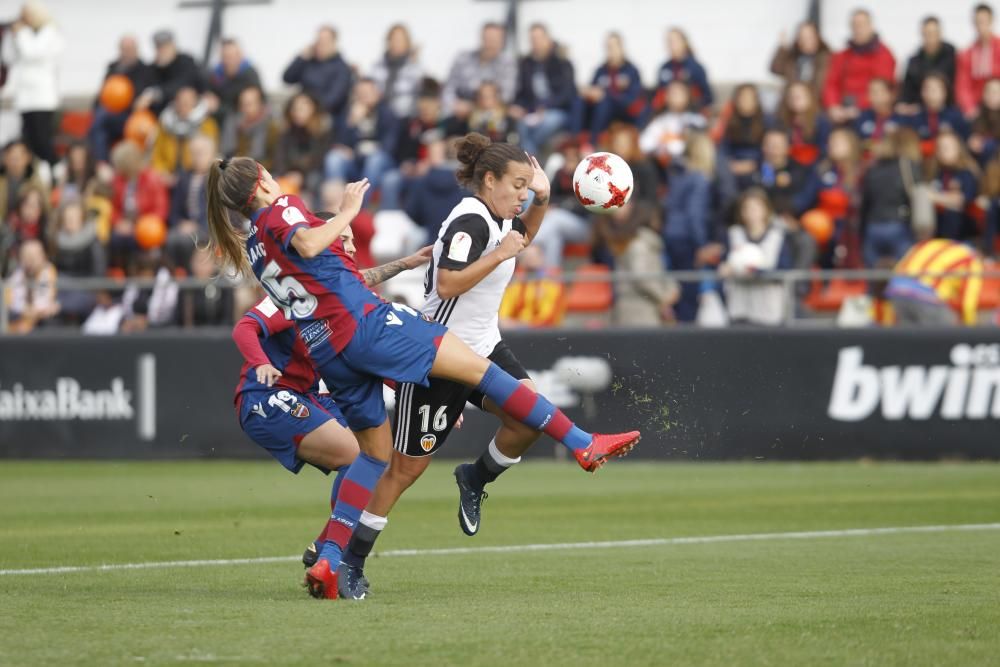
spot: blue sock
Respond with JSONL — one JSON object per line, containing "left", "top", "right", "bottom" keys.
{"left": 318, "top": 453, "right": 387, "bottom": 564}
{"left": 315, "top": 464, "right": 349, "bottom": 545}
{"left": 476, "top": 363, "right": 592, "bottom": 451}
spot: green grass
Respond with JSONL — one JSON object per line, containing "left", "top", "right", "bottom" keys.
{"left": 2, "top": 461, "right": 1000, "bottom": 666}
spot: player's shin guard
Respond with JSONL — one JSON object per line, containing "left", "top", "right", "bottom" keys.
{"left": 319, "top": 454, "right": 387, "bottom": 564}
{"left": 475, "top": 363, "right": 591, "bottom": 451}
{"left": 341, "top": 511, "right": 387, "bottom": 570}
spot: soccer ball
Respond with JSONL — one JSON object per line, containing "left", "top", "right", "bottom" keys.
{"left": 572, "top": 152, "right": 634, "bottom": 213}
{"left": 727, "top": 243, "right": 765, "bottom": 276}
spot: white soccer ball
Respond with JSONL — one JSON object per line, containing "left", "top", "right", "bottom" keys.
{"left": 572, "top": 152, "right": 634, "bottom": 214}
{"left": 727, "top": 243, "right": 765, "bottom": 276}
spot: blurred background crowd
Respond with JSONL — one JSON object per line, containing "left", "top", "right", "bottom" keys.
{"left": 2, "top": 0, "right": 999, "bottom": 333}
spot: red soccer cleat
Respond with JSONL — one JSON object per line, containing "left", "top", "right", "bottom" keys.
{"left": 574, "top": 431, "right": 641, "bottom": 472}
{"left": 304, "top": 558, "right": 339, "bottom": 600}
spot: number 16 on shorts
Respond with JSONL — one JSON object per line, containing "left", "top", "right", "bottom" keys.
{"left": 393, "top": 378, "right": 471, "bottom": 457}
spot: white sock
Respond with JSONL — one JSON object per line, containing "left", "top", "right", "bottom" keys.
{"left": 488, "top": 439, "right": 522, "bottom": 467}
{"left": 359, "top": 510, "right": 388, "bottom": 531}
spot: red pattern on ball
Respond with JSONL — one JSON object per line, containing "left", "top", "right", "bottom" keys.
{"left": 585, "top": 154, "right": 612, "bottom": 175}
{"left": 603, "top": 183, "right": 631, "bottom": 209}
{"left": 574, "top": 181, "right": 596, "bottom": 206}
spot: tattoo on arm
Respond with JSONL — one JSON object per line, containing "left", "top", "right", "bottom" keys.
{"left": 533, "top": 194, "right": 549, "bottom": 206}
{"left": 362, "top": 258, "right": 411, "bottom": 286}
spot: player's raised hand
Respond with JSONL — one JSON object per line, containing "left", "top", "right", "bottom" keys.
{"left": 341, "top": 179, "right": 371, "bottom": 216}
{"left": 255, "top": 364, "right": 282, "bottom": 387}
{"left": 525, "top": 153, "right": 550, "bottom": 202}
{"left": 498, "top": 230, "right": 527, "bottom": 260}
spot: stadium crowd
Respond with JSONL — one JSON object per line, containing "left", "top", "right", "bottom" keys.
{"left": 1, "top": 1, "right": 999, "bottom": 332}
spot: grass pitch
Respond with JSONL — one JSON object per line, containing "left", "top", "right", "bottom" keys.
{"left": 1, "top": 460, "right": 999, "bottom": 666}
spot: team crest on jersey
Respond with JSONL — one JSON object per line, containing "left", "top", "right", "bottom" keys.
{"left": 420, "top": 434, "right": 437, "bottom": 452}
{"left": 448, "top": 231, "right": 473, "bottom": 262}
{"left": 290, "top": 402, "right": 311, "bottom": 419}
{"left": 282, "top": 206, "right": 307, "bottom": 226}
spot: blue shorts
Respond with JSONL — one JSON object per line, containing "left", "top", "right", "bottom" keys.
{"left": 304, "top": 302, "right": 447, "bottom": 432}
{"left": 238, "top": 389, "right": 347, "bottom": 474}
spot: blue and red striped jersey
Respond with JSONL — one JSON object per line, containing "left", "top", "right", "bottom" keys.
{"left": 233, "top": 297, "right": 320, "bottom": 403}
{"left": 246, "top": 194, "right": 383, "bottom": 354}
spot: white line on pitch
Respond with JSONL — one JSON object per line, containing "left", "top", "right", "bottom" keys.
{"left": 2, "top": 522, "right": 999, "bottom": 577}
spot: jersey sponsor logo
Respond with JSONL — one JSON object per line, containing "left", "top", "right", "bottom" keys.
{"left": 299, "top": 320, "right": 333, "bottom": 351}
{"left": 290, "top": 402, "right": 311, "bottom": 419}
{"left": 448, "top": 231, "right": 473, "bottom": 262}
{"left": 420, "top": 433, "right": 437, "bottom": 452}
{"left": 828, "top": 344, "right": 1000, "bottom": 421}
{"left": 282, "top": 206, "right": 307, "bottom": 226}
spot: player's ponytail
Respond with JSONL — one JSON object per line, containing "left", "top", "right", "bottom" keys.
{"left": 454, "top": 132, "right": 530, "bottom": 190}
{"left": 206, "top": 157, "right": 259, "bottom": 277}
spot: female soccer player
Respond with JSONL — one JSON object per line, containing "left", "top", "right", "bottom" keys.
{"left": 232, "top": 222, "right": 430, "bottom": 571}
{"left": 338, "top": 133, "right": 623, "bottom": 598}
{"left": 207, "top": 155, "right": 640, "bottom": 600}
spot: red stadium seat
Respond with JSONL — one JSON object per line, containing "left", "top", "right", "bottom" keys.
{"left": 978, "top": 260, "right": 1000, "bottom": 310}
{"left": 566, "top": 263, "right": 613, "bottom": 313}
{"left": 803, "top": 278, "right": 867, "bottom": 312}
{"left": 562, "top": 242, "right": 591, "bottom": 259}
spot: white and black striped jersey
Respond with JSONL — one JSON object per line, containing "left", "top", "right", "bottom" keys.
{"left": 422, "top": 196, "right": 526, "bottom": 356}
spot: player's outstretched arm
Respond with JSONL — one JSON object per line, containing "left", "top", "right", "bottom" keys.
{"left": 519, "top": 153, "right": 550, "bottom": 243}
{"left": 362, "top": 246, "right": 433, "bottom": 286}
{"left": 291, "top": 179, "right": 371, "bottom": 258}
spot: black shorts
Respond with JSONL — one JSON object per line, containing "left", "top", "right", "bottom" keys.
{"left": 392, "top": 340, "right": 529, "bottom": 457}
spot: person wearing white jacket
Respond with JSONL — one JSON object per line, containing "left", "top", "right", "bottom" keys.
{"left": 1, "top": 1, "right": 64, "bottom": 165}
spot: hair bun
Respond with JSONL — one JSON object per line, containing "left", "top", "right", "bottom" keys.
{"left": 456, "top": 132, "right": 492, "bottom": 167}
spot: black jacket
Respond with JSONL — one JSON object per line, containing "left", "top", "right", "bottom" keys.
{"left": 282, "top": 53, "right": 353, "bottom": 117}
{"left": 861, "top": 158, "right": 920, "bottom": 226}
{"left": 901, "top": 43, "right": 957, "bottom": 105}
{"left": 151, "top": 53, "right": 205, "bottom": 112}
{"left": 514, "top": 47, "right": 576, "bottom": 112}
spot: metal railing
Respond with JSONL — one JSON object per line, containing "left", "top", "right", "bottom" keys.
{"left": 2, "top": 268, "right": 998, "bottom": 334}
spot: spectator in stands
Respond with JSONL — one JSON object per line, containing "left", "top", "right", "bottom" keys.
{"left": 370, "top": 24, "right": 424, "bottom": 120}
{"left": 274, "top": 92, "right": 332, "bottom": 196}
{"left": 854, "top": 78, "right": 901, "bottom": 149}
{"left": 282, "top": 25, "right": 353, "bottom": 119}
{"left": 753, "top": 128, "right": 818, "bottom": 217}
{"left": 120, "top": 251, "right": 178, "bottom": 331}
{"left": 902, "top": 73, "right": 969, "bottom": 157}
{"left": 956, "top": 4, "right": 1000, "bottom": 117}
{"left": 979, "top": 152, "right": 1000, "bottom": 255}
{"left": 178, "top": 246, "right": 233, "bottom": 327}
{"left": 816, "top": 127, "right": 863, "bottom": 264}
{"left": 860, "top": 130, "right": 922, "bottom": 267}
{"left": 151, "top": 85, "right": 219, "bottom": 182}
{"left": 822, "top": 9, "right": 896, "bottom": 123}
{"left": 899, "top": 16, "right": 956, "bottom": 114}
{"left": 663, "top": 132, "right": 716, "bottom": 322}
{"left": 88, "top": 35, "right": 154, "bottom": 162}
{"left": 324, "top": 78, "right": 399, "bottom": 193}
{"left": 0, "top": 139, "right": 48, "bottom": 224}
{"left": 532, "top": 139, "right": 589, "bottom": 267}
{"left": 6, "top": 238, "right": 58, "bottom": 333}
{"left": 205, "top": 38, "right": 262, "bottom": 125}
{"left": 769, "top": 21, "right": 831, "bottom": 101}
{"left": 720, "top": 188, "right": 792, "bottom": 326}
{"left": 4, "top": 185, "right": 48, "bottom": 271}
{"left": 135, "top": 30, "right": 204, "bottom": 115}
{"left": 926, "top": 131, "right": 980, "bottom": 240}
{"left": 219, "top": 85, "right": 279, "bottom": 169}
{"left": 582, "top": 32, "right": 647, "bottom": 145}
{"left": 384, "top": 78, "right": 453, "bottom": 211}
{"left": 499, "top": 245, "right": 566, "bottom": 328}
{"left": 969, "top": 78, "right": 1000, "bottom": 162}
{"left": 53, "top": 141, "right": 97, "bottom": 205}
{"left": 52, "top": 200, "right": 105, "bottom": 319}
{"left": 454, "top": 81, "right": 519, "bottom": 144}
{"left": 600, "top": 199, "right": 678, "bottom": 327}
{"left": 778, "top": 81, "right": 830, "bottom": 167}
{"left": 640, "top": 81, "right": 707, "bottom": 166}
{"left": 167, "top": 134, "right": 215, "bottom": 269}
{"left": 81, "top": 289, "right": 124, "bottom": 335}
{"left": 653, "top": 28, "right": 712, "bottom": 112}
{"left": 441, "top": 22, "right": 517, "bottom": 116}
{"left": 0, "top": 1, "right": 63, "bottom": 166}
{"left": 606, "top": 123, "right": 661, "bottom": 208}
{"left": 510, "top": 23, "right": 577, "bottom": 156}
{"left": 719, "top": 84, "right": 770, "bottom": 191}
{"left": 108, "top": 141, "right": 168, "bottom": 270}
{"left": 402, "top": 138, "right": 465, "bottom": 240}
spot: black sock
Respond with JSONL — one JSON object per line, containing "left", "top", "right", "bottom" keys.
{"left": 472, "top": 442, "right": 516, "bottom": 487}
{"left": 342, "top": 521, "right": 382, "bottom": 569}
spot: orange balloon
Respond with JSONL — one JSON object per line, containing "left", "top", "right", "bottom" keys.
{"left": 275, "top": 175, "right": 300, "bottom": 196}
{"left": 135, "top": 214, "right": 167, "bottom": 250}
{"left": 801, "top": 208, "right": 835, "bottom": 245}
{"left": 100, "top": 75, "right": 134, "bottom": 113}
{"left": 124, "top": 109, "right": 158, "bottom": 147}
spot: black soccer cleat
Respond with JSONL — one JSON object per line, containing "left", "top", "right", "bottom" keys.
{"left": 454, "top": 463, "right": 488, "bottom": 537}
{"left": 302, "top": 540, "right": 320, "bottom": 569}
{"left": 337, "top": 562, "right": 371, "bottom": 600}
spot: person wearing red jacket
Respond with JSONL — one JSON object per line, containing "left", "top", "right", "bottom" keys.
{"left": 107, "top": 141, "right": 168, "bottom": 268}
{"left": 822, "top": 9, "right": 896, "bottom": 124}
{"left": 956, "top": 4, "right": 1000, "bottom": 117}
